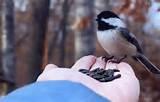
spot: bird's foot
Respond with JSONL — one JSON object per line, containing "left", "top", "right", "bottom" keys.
{"left": 102, "top": 55, "right": 114, "bottom": 62}
{"left": 108, "top": 55, "right": 127, "bottom": 63}
{"left": 79, "top": 68, "right": 121, "bottom": 82}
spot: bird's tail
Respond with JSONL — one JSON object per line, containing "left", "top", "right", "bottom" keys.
{"left": 135, "top": 53, "right": 160, "bottom": 75}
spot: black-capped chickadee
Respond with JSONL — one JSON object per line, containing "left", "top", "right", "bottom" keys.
{"left": 96, "top": 11, "right": 160, "bottom": 75}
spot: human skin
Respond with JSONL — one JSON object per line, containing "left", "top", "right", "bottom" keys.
{"left": 37, "top": 55, "right": 140, "bottom": 102}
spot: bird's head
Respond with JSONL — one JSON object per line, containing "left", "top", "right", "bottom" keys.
{"left": 96, "top": 11, "right": 126, "bottom": 31}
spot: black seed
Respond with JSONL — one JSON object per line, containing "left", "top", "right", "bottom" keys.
{"left": 79, "top": 69, "right": 89, "bottom": 74}
{"left": 86, "top": 72, "right": 90, "bottom": 76}
{"left": 92, "top": 74, "right": 104, "bottom": 79}
{"left": 97, "top": 69, "right": 105, "bottom": 74}
{"left": 114, "top": 74, "right": 121, "bottom": 79}
{"left": 79, "top": 68, "right": 121, "bottom": 82}
{"left": 99, "top": 78, "right": 107, "bottom": 82}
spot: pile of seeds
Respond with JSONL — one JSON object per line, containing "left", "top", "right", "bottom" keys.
{"left": 79, "top": 68, "right": 121, "bottom": 82}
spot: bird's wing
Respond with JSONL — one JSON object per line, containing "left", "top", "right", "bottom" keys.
{"left": 117, "top": 27, "right": 143, "bottom": 54}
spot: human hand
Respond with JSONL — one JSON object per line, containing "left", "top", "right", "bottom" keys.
{"left": 37, "top": 55, "right": 140, "bottom": 102}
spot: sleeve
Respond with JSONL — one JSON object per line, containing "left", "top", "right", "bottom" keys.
{"left": 1, "top": 80, "right": 110, "bottom": 102}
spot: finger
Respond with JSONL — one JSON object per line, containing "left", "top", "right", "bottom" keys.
{"left": 43, "top": 64, "right": 58, "bottom": 72}
{"left": 91, "top": 57, "right": 106, "bottom": 70}
{"left": 72, "top": 55, "right": 96, "bottom": 70}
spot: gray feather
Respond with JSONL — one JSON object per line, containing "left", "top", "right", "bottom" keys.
{"left": 136, "top": 53, "right": 160, "bottom": 75}
{"left": 117, "top": 27, "right": 143, "bottom": 54}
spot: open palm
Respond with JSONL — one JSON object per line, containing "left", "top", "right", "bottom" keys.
{"left": 37, "top": 55, "right": 140, "bottom": 102}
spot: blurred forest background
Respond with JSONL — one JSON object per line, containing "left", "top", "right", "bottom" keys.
{"left": 0, "top": 0, "right": 160, "bottom": 101}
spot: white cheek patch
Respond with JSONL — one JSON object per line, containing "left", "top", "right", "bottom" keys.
{"left": 102, "top": 18, "right": 126, "bottom": 28}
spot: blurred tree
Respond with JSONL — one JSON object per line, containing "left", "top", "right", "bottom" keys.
{"left": 58, "top": 0, "right": 72, "bottom": 66}
{"left": 95, "top": 0, "right": 111, "bottom": 14}
{"left": 74, "top": 0, "right": 95, "bottom": 60}
{"left": 26, "top": 0, "right": 50, "bottom": 82}
{"left": 46, "top": 0, "right": 61, "bottom": 65}
{"left": 0, "top": 0, "right": 2, "bottom": 77}
{"left": 43, "top": 0, "right": 74, "bottom": 67}
{"left": 1, "top": 0, "right": 16, "bottom": 92}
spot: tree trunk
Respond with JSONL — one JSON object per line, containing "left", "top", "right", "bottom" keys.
{"left": 27, "top": 0, "right": 50, "bottom": 82}
{"left": 58, "top": 0, "right": 72, "bottom": 66}
{"left": 1, "top": 0, "right": 16, "bottom": 92}
{"left": 74, "top": 0, "right": 95, "bottom": 60}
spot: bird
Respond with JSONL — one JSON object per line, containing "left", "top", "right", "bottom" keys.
{"left": 96, "top": 10, "right": 160, "bottom": 75}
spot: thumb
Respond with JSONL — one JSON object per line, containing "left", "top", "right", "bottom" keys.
{"left": 43, "top": 64, "right": 58, "bottom": 72}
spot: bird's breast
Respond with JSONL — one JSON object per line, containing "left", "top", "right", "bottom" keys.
{"left": 97, "top": 30, "right": 137, "bottom": 57}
